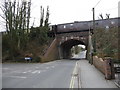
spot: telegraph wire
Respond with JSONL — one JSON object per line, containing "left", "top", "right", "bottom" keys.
{"left": 94, "top": 0, "right": 102, "bottom": 8}
{"left": 95, "top": 7, "right": 118, "bottom": 12}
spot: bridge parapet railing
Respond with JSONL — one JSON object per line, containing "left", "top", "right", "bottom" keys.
{"left": 114, "top": 60, "right": 120, "bottom": 87}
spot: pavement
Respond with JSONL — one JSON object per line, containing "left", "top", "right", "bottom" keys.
{"left": 71, "top": 51, "right": 117, "bottom": 88}
{"left": 77, "top": 60, "right": 117, "bottom": 88}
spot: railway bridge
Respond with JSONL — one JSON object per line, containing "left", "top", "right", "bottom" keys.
{"left": 42, "top": 17, "right": 119, "bottom": 86}
{"left": 55, "top": 24, "right": 91, "bottom": 59}
{"left": 43, "top": 21, "right": 93, "bottom": 61}
{"left": 43, "top": 18, "right": 118, "bottom": 61}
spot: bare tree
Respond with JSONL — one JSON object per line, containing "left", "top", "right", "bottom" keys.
{"left": 99, "top": 13, "right": 103, "bottom": 19}
{"left": 27, "top": 0, "right": 31, "bottom": 33}
{"left": 40, "top": 6, "right": 44, "bottom": 27}
{"left": 44, "top": 6, "right": 49, "bottom": 27}
{"left": 0, "top": 0, "right": 31, "bottom": 59}
{"left": 106, "top": 14, "right": 110, "bottom": 19}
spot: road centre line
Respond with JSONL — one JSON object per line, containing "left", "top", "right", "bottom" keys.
{"left": 69, "top": 61, "right": 78, "bottom": 88}
{"left": 77, "top": 62, "right": 82, "bottom": 88}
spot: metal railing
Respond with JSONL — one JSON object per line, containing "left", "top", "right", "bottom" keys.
{"left": 114, "top": 61, "right": 120, "bottom": 87}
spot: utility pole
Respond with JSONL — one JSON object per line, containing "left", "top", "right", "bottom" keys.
{"left": 92, "top": 0, "right": 102, "bottom": 53}
{"left": 92, "top": 8, "right": 96, "bottom": 52}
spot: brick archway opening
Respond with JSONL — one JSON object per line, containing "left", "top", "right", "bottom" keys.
{"left": 60, "top": 39, "right": 86, "bottom": 59}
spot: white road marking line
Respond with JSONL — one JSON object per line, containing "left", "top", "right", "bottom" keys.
{"left": 51, "top": 66, "right": 55, "bottom": 68}
{"left": 23, "top": 72, "right": 27, "bottom": 73}
{"left": 32, "top": 70, "right": 41, "bottom": 74}
{"left": 8, "top": 76, "right": 27, "bottom": 79}
{"left": 46, "top": 67, "right": 49, "bottom": 69}
{"left": 38, "top": 71, "right": 41, "bottom": 74}
{"left": 77, "top": 63, "right": 82, "bottom": 88}
{"left": 32, "top": 71, "right": 38, "bottom": 74}
{"left": 69, "top": 61, "right": 78, "bottom": 89}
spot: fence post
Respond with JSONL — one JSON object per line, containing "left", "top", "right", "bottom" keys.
{"left": 110, "top": 59, "right": 115, "bottom": 79}
{"left": 104, "top": 57, "right": 115, "bottom": 80}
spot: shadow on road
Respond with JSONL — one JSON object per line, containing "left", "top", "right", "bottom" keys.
{"left": 69, "top": 58, "right": 86, "bottom": 60}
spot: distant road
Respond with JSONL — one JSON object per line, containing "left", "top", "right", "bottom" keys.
{"left": 72, "top": 50, "right": 87, "bottom": 59}
{"left": 2, "top": 60, "right": 77, "bottom": 88}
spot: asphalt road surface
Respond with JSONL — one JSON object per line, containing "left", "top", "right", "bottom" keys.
{"left": 2, "top": 51, "right": 117, "bottom": 88}
{"left": 2, "top": 60, "right": 77, "bottom": 88}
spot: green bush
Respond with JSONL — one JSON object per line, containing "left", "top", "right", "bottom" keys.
{"left": 93, "top": 52, "right": 98, "bottom": 56}
{"left": 32, "top": 56, "right": 41, "bottom": 63}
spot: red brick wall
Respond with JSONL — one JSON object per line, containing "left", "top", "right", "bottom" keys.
{"left": 42, "top": 38, "right": 59, "bottom": 62}
{"left": 93, "top": 56, "right": 115, "bottom": 80}
{"left": 93, "top": 56, "right": 105, "bottom": 74}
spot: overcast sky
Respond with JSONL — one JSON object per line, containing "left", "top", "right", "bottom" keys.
{"left": 30, "top": 0, "right": 119, "bottom": 25}
{"left": 0, "top": 0, "right": 120, "bottom": 31}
